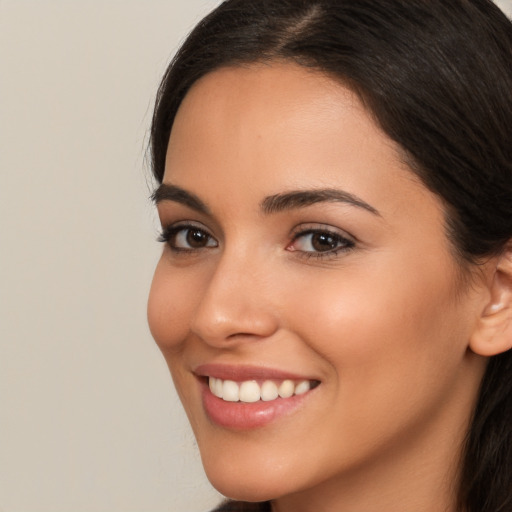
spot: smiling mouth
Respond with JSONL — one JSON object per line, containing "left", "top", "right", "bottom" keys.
{"left": 208, "top": 377, "right": 320, "bottom": 403}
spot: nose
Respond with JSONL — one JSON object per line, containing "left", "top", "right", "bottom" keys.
{"left": 189, "top": 248, "right": 279, "bottom": 347}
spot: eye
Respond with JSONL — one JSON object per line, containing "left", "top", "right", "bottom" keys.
{"left": 159, "top": 224, "right": 218, "bottom": 252}
{"left": 287, "top": 227, "right": 355, "bottom": 257}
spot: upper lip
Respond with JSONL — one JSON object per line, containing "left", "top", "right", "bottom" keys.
{"left": 193, "top": 363, "right": 317, "bottom": 382}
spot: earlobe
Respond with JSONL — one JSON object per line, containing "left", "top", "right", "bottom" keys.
{"left": 470, "top": 244, "right": 512, "bottom": 357}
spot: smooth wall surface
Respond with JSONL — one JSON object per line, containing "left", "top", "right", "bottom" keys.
{"left": 1, "top": 1, "right": 511, "bottom": 512}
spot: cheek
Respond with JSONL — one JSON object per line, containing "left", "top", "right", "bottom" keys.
{"left": 278, "top": 264, "right": 469, "bottom": 455}
{"left": 147, "top": 258, "right": 203, "bottom": 415}
{"left": 147, "top": 257, "right": 197, "bottom": 352}
{"left": 283, "top": 255, "right": 465, "bottom": 384}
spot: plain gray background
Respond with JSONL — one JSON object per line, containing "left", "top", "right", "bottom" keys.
{"left": 0, "top": 1, "right": 222, "bottom": 511}
{"left": 1, "top": 1, "right": 511, "bottom": 511}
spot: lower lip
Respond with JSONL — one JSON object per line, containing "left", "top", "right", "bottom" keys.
{"left": 200, "top": 380, "right": 313, "bottom": 430}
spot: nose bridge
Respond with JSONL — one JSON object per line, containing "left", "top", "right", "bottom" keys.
{"left": 190, "top": 244, "right": 278, "bottom": 345}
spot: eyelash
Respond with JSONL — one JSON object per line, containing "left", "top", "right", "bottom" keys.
{"left": 157, "top": 223, "right": 356, "bottom": 259}
{"left": 288, "top": 227, "right": 355, "bottom": 260}
{"left": 158, "top": 223, "right": 217, "bottom": 253}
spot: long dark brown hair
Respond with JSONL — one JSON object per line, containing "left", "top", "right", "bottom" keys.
{"left": 150, "top": 1, "right": 512, "bottom": 510}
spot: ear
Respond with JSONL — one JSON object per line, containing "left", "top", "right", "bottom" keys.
{"left": 470, "top": 244, "right": 512, "bottom": 357}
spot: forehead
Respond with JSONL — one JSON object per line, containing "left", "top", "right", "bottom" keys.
{"left": 165, "top": 63, "right": 422, "bottom": 214}
{"left": 176, "top": 62, "right": 360, "bottom": 129}
{"left": 170, "top": 63, "right": 377, "bottom": 153}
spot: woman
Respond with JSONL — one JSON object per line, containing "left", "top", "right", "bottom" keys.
{"left": 147, "top": 1, "right": 512, "bottom": 511}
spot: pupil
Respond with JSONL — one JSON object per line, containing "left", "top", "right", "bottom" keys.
{"left": 187, "top": 229, "right": 207, "bottom": 248}
{"left": 312, "top": 233, "right": 336, "bottom": 252}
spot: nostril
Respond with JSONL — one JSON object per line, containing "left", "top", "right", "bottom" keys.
{"left": 226, "top": 332, "right": 265, "bottom": 340}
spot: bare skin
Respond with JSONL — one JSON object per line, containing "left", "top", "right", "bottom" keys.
{"left": 148, "top": 63, "right": 499, "bottom": 512}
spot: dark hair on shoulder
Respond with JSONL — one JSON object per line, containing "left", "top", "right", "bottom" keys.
{"left": 150, "top": 1, "right": 512, "bottom": 511}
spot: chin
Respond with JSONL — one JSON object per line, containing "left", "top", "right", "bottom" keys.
{"left": 200, "top": 439, "right": 329, "bottom": 505}
{"left": 199, "top": 447, "right": 297, "bottom": 503}
{"left": 209, "top": 476, "right": 277, "bottom": 503}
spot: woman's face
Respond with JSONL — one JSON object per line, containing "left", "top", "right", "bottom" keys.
{"left": 148, "top": 64, "right": 487, "bottom": 505}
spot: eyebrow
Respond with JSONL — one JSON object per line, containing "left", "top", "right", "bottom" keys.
{"left": 151, "top": 183, "right": 211, "bottom": 215}
{"left": 152, "top": 183, "right": 380, "bottom": 217}
{"left": 261, "top": 189, "right": 380, "bottom": 216}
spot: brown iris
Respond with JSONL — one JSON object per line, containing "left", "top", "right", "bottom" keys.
{"left": 186, "top": 229, "right": 211, "bottom": 248}
{"left": 310, "top": 232, "right": 339, "bottom": 252}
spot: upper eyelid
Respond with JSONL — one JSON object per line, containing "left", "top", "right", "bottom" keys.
{"left": 160, "top": 219, "right": 215, "bottom": 235}
{"left": 290, "top": 223, "right": 356, "bottom": 241}
{"left": 163, "top": 219, "right": 210, "bottom": 228}
{"left": 158, "top": 221, "right": 215, "bottom": 239}
{"left": 157, "top": 207, "right": 222, "bottom": 236}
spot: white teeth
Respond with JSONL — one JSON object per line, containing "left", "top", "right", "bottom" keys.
{"left": 209, "top": 377, "right": 216, "bottom": 394}
{"left": 239, "top": 381, "right": 261, "bottom": 403}
{"left": 278, "top": 379, "right": 295, "bottom": 398}
{"left": 222, "top": 380, "right": 239, "bottom": 402}
{"left": 210, "top": 377, "right": 223, "bottom": 398}
{"left": 261, "top": 381, "right": 279, "bottom": 401}
{"left": 208, "top": 377, "right": 315, "bottom": 402}
{"left": 294, "top": 380, "right": 311, "bottom": 395}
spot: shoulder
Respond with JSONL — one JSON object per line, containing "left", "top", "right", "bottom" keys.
{"left": 211, "top": 500, "right": 271, "bottom": 512}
